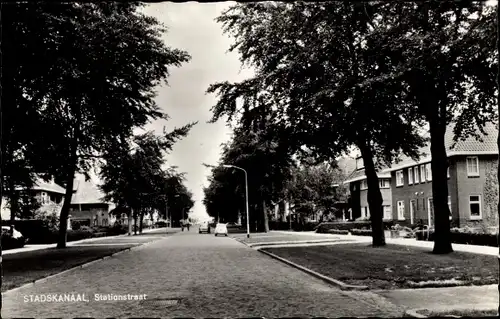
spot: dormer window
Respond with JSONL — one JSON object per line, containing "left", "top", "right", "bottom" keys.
{"left": 356, "top": 157, "right": 364, "bottom": 170}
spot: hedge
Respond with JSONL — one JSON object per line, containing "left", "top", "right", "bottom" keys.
{"left": 327, "top": 229, "right": 349, "bottom": 235}
{"left": 316, "top": 221, "right": 396, "bottom": 233}
{"left": 415, "top": 230, "right": 498, "bottom": 247}
{"left": 269, "top": 221, "right": 319, "bottom": 232}
{"left": 350, "top": 229, "right": 373, "bottom": 236}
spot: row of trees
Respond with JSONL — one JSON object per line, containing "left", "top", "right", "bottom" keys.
{"left": 100, "top": 131, "right": 195, "bottom": 235}
{"left": 2, "top": 3, "right": 195, "bottom": 249}
{"left": 202, "top": 115, "right": 349, "bottom": 231}
{"left": 207, "top": 2, "right": 498, "bottom": 253}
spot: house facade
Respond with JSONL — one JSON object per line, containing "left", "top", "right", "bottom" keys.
{"left": 345, "top": 123, "right": 498, "bottom": 230}
{"left": 344, "top": 156, "right": 393, "bottom": 221}
{"left": 1, "top": 178, "right": 66, "bottom": 221}
{"left": 69, "top": 174, "right": 116, "bottom": 227}
{"left": 388, "top": 123, "right": 498, "bottom": 228}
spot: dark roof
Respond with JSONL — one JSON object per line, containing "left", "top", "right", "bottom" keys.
{"left": 389, "top": 122, "right": 498, "bottom": 171}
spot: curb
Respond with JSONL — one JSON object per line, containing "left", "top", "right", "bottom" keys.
{"left": 3, "top": 235, "right": 173, "bottom": 294}
{"left": 257, "top": 248, "right": 369, "bottom": 291}
{"left": 248, "top": 239, "right": 355, "bottom": 249}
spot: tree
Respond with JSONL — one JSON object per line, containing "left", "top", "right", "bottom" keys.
{"left": 207, "top": 2, "right": 426, "bottom": 246}
{"left": 286, "top": 159, "right": 348, "bottom": 223}
{"left": 100, "top": 125, "right": 195, "bottom": 234}
{"left": 365, "top": 2, "right": 497, "bottom": 253}
{"left": 3, "top": 3, "right": 192, "bottom": 248}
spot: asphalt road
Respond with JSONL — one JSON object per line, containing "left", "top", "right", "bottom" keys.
{"left": 2, "top": 227, "right": 404, "bottom": 318}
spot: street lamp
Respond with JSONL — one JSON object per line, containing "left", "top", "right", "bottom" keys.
{"left": 222, "top": 164, "right": 250, "bottom": 238}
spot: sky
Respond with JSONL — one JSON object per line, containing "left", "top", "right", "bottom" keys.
{"left": 140, "top": 2, "right": 253, "bottom": 222}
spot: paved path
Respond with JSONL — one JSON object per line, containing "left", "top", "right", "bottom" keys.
{"left": 2, "top": 228, "right": 404, "bottom": 318}
{"left": 271, "top": 231, "right": 499, "bottom": 256}
{"left": 2, "top": 227, "right": 173, "bottom": 255}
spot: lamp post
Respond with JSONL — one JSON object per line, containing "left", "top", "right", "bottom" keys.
{"left": 222, "top": 164, "right": 250, "bottom": 238}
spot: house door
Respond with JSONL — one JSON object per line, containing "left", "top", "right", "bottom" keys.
{"left": 427, "top": 198, "right": 434, "bottom": 227}
{"left": 410, "top": 200, "right": 416, "bottom": 225}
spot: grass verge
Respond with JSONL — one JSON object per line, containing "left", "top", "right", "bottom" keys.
{"left": 416, "top": 309, "right": 499, "bottom": 317}
{"left": 2, "top": 245, "right": 136, "bottom": 292}
{"left": 262, "top": 243, "right": 498, "bottom": 290}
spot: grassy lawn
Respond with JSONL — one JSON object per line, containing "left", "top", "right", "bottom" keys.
{"left": 416, "top": 309, "right": 499, "bottom": 317}
{"left": 262, "top": 243, "right": 498, "bottom": 290}
{"left": 2, "top": 245, "right": 135, "bottom": 292}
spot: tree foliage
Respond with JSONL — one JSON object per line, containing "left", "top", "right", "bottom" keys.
{"left": 207, "top": 2, "right": 427, "bottom": 246}
{"left": 364, "top": 1, "right": 497, "bottom": 253}
{"left": 203, "top": 114, "right": 295, "bottom": 231}
{"left": 100, "top": 125, "right": 195, "bottom": 233}
{"left": 3, "top": 2, "right": 192, "bottom": 247}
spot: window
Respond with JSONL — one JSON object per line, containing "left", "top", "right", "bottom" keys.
{"left": 397, "top": 201, "right": 405, "bottom": 220}
{"left": 414, "top": 167, "right": 420, "bottom": 183}
{"left": 448, "top": 196, "right": 452, "bottom": 220}
{"left": 396, "top": 170, "right": 404, "bottom": 187}
{"left": 361, "top": 206, "right": 370, "bottom": 218}
{"left": 469, "top": 195, "right": 482, "bottom": 220}
{"left": 425, "top": 163, "right": 432, "bottom": 181}
{"left": 466, "top": 157, "right": 479, "bottom": 177}
{"left": 356, "top": 157, "right": 364, "bottom": 170}
{"left": 360, "top": 180, "right": 368, "bottom": 190}
{"left": 408, "top": 168, "right": 413, "bottom": 185}
{"left": 420, "top": 165, "right": 426, "bottom": 182}
{"left": 379, "top": 179, "right": 390, "bottom": 188}
{"left": 383, "top": 205, "right": 392, "bottom": 220}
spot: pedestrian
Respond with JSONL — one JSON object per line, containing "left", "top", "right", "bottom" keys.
{"left": 181, "top": 220, "right": 184, "bottom": 231}
{"left": 187, "top": 222, "right": 190, "bottom": 231}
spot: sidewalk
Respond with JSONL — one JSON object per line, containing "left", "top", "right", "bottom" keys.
{"left": 3, "top": 227, "right": 173, "bottom": 255}
{"left": 376, "top": 284, "right": 499, "bottom": 314}
{"left": 271, "top": 231, "right": 498, "bottom": 256}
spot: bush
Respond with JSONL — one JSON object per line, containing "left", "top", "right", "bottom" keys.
{"left": 72, "top": 221, "right": 82, "bottom": 230}
{"left": 79, "top": 225, "right": 94, "bottom": 233}
{"left": 414, "top": 228, "right": 498, "bottom": 247}
{"left": 155, "top": 221, "right": 167, "bottom": 228}
{"left": 316, "top": 221, "right": 395, "bottom": 233}
{"left": 350, "top": 229, "right": 372, "bottom": 236}
{"left": 327, "top": 229, "right": 349, "bottom": 235}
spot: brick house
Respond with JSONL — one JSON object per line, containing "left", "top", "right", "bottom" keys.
{"left": 387, "top": 123, "right": 498, "bottom": 229}
{"left": 343, "top": 156, "right": 393, "bottom": 221}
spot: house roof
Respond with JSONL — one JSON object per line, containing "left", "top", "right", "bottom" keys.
{"left": 71, "top": 174, "right": 109, "bottom": 205}
{"left": 33, "top": 179, "right": 66, "bottom": 194}
{"left": 14, "top": 178, "right": 66, "bottom": 194}
{"left": 388, "top": 122, "right": 498, "bottom": 172}
{"left": 343, "top": 167, "right": 391, "bottom": 184}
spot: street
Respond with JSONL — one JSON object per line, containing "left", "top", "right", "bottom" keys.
{"left": 2, "top": 227, "right": 404, "bottom": 318}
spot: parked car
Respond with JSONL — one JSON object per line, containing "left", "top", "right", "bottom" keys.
{"left": 214, "top": 223, "right": 228, "bottom": 237}
{"left": 1, "top": 226, "right": 26, "bottom": 249}
{"left": 199, "top": 222, "right": 210, "bottom": 234}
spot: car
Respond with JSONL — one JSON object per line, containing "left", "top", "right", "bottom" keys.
{"left": 214, "top": 223, "right": 228, "bottom": 236}
{"left": 1, "top": 226, "right": 26, "bottom": 249}
{"left": 199, "top": 222, "right": 210, "bottom": 234}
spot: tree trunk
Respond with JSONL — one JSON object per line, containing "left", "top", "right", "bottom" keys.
{"left": 128, "top": 208, "right": 133, "bottom": 235}
{"left": 496, "top": 3, "right": 500, "bottom": 313}
{"left": 133, "top": 209, "right": 138, "bottom": 235}
{"left": 359, "top": 142, "right": 386, "bottom": 247}
{"left": 429, "top": 119, "right": 453, "bottom": 254}
{"left": 57, "top": 151, "right": 78, "bottom": 249}
{"left": 139, "top": 211, "right": 144, "bottom": 234}
{"left": 263, "top": 200, "right": 269, "bottom": 233}
{"left": 9, "top": 180, "right": 18, "bottom": 232}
